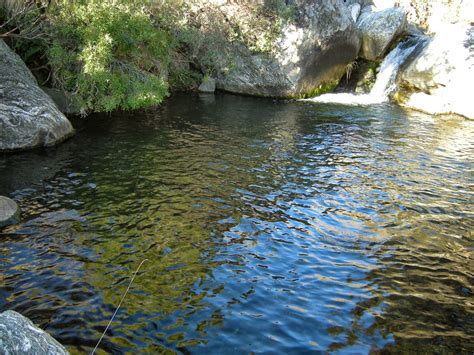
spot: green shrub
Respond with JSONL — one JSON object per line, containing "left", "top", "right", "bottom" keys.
{"left": 2, "top": 0, "right": 299, "bottom": 114}
{"left": 0, "top": 1, "right": 52, "bottom": 84}
{"left": 48, "top": 0, "right": 171, "bottom": 112}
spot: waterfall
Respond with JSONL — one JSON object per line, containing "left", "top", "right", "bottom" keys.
{"left": 302, "top": 36, "right": 428, "bottom": 106}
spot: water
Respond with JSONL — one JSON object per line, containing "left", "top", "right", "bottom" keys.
{"left": 1, "top": 94, "right": 473, "bottom": 353}
{"left": 303, "top": 36, "right": 428, "bottom": 105}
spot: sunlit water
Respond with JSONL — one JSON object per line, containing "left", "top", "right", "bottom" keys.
{"left": 1, "top": 94, "right": 473, "bottom": 353}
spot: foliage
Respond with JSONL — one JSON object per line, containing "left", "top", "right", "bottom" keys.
{"left": 290, "top": 79, "right": 341, "bottom": 99}
{"left": 345, "top": 61, "right": 358, "bottom": 83}
{"left": 0, "top": 1, "right": 52, "bottom": 84}
{"left": 167, "top": 0, "right": 296, "bottom": 85}
{"left": 257, "top": 0, "right": 297, "bottom": 51}
{"left": 1, "top": 0, "right": 298, "bottom": 113}
{"left": 0, "top": 1, "right": 47, "bottom": 40}
{"left": 46, "top": 0, "right": 170, "bottom": 112}
{"left": 204, "top": 0, "right": 296, "bottom": 55}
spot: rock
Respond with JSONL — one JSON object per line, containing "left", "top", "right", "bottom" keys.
{"left": 357, "top": 8, "right": 407, "bottom": 61}
{"left": 0, "top": 196, "right": 20, "bottom": 227}
{"left": 341, "top": 0, "right": 372, "bottom": 7}
{"left": 198, "top": 76, "right": 216, "bottom": 93}
{"left": 396, "top": 25, "right": 474, "bottom": 119}
{"left": 350, "top": 3, "right": 361, "bottom": 22}
{"left": 0, "top": 40, "right": 74, "bottom": 152}
{"left": 371, "top": 0, "right": 397, "bottom": 10}
{"left": 215, "top": 0, "right": 360, "bottom": 98}
{"left": 395, "top": 0, "right": 474, "bottom": 33}
{"left": 41, "top": 87, "right": 82, "bottom": 116}
{"left": 360, "top": 4, "right": 374, "bottom": 14}
{"left": 0, "top": 310, "right": 68, "bottom": 354}
{"left": 341, "top": 0, "right": 372, "bottom": 14}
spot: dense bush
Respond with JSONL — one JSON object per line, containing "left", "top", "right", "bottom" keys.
{"left": 48, "top": 0, "right": 171, "bottom": 112}
{"left": 1, "top": 0, "right": 296, "bottom": 114}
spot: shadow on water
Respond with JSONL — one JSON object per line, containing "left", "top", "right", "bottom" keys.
{"left": 0, "top": 93, "right": 473, "bottom": 353}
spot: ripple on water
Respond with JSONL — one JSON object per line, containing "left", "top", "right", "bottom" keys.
{"left": 0, "top": 94, "right": 473, "bottom": 353}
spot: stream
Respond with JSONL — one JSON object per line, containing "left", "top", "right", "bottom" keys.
{"left": 1, "top": 94, "right": 473, "bottom": 353}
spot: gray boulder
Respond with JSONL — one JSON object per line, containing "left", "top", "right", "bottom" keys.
{"left": 357, "top": 8, "right": 407, "bottom": 61}
{"left": 0, "top": 40, "right": 74, "bottom": 152}
{"left": 0, "top": 196, "right": 20, "bottom": 228}
{"left": 0, "top": 310, "right": 68, "bottom": 354}
{"left": 396, "top": 25, "right": 474, "bottom": 119}
{"left": 41, "top": 87, "right": 82, "bottom": 116}
{"left": 216, "top": 0, "right": 360, "bottom": 98}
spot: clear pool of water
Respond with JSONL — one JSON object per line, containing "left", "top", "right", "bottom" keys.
{"left": 1, "top": 93, "right": 473, "bottom": 353}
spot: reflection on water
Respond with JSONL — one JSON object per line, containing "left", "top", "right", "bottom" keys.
{"left": 0, "top": 94, "right": 473, "bottom": 353}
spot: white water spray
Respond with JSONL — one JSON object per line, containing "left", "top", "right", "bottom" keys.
{"left": 302, "top": 36, "right": 427, "bottom": 106}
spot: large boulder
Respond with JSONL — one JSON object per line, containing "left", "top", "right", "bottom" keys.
{"left": 215, "top": 0, "right": 360, "bottom": 98}
{"left": 0, "top": 40, "right": 74, "bottom": 152}
{"left": 0, "top": 310, "right": 68, "bottom": 354}
{"left": 396, "top": 25, "right": 474, "bottom": 119}
{"left": 357, "top": 7, "right": 407, "bottom": 61}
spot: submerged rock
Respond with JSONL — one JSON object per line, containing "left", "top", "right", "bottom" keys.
{"left": 198, "top": 77, "right": 216, "bottom": 93}
{"left": 397, "top": 25, "right": 474, "bottom": 119}
{"left": 215, "top": 0, "right": 360, "bottom": 98}
{"left": 0, "top": 40, "right": 74, "bottom": 152}
{"left": 0, "top": 196, "right": 20, "bottom": 227}
{"left": 357, "top": 8, "right": 407, "bottom": 61}
{"left": 0, "top": 310, "right": 68, "bottom": 354}
{"left": 41, "top": 87, "right": 82, "bottom": 116}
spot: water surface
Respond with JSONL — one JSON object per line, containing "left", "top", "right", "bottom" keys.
{"left": 1, "top": 93, "right": 473, "bottom": 353}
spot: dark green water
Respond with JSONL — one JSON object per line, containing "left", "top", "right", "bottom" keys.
{"left": 1, "top": 93, "right": 473, "bottom": 353}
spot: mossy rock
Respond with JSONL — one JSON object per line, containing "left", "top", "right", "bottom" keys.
{"left": 290, "top": 80, "right": 340, "bottom": 99}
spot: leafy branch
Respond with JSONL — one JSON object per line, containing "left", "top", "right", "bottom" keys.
{"left": 0, "top": 2, "right": 49, "bottom": 40}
